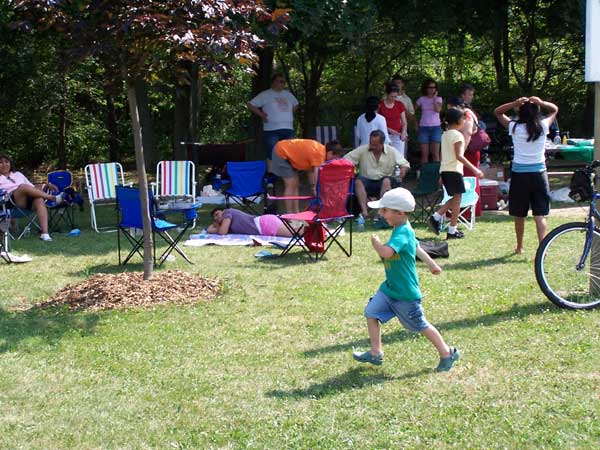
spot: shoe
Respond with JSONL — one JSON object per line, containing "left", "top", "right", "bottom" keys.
{"left": 446, "top": 230, "right": 465, "bottom": 240}
{"left": 352, "top": 350, "right": 383, "bottom": 366}
{"left": 436, "top": 347, "right": 460, "bottom": 372}
{"left": 429, "top": 215, "right": 441, "bottom": 235}
{"left": 39, "top": 233, "right": 52, "bottom": 242}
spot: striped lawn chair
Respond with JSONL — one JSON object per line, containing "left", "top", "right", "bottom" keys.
{"left": 84, "top": 162, "right": 126, "bottom": 232}
{"left": 153, "top": 160, "right": 197, "bottom": 226}
{"left": 314, "top": 126, "right": 338, "bottom": 145}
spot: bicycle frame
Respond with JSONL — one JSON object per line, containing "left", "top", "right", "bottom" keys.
{"left": 577, "top": 189, "right": 600, "bottom": 271}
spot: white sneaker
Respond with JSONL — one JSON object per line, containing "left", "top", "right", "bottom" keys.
{"left": 39, "top": 233, "right": 52, "bottom": 241}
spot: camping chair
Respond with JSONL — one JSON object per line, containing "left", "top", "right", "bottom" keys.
{"left": 314, "top": 126, "right": 338, "bottom": 145}
{"left": 410, "top": 162, "right": 441, "bottom": 224}
{"left": 269, "top": 158, "right": 355, "bottom": 261}
{"left": 85, "top": 162, "right": 126, "bottom": 232}
{"left": 116, "top": 186, "right": 193, "bottom": 266}
{"left": 7, "top": 196, "right": 41, "bottom": 240}
{"left": 223, "top": 160, "right": 267, "bottom": 215}
{"left": 439, "top": 176, "right": 479, "bottom": 231}
{"left": 47, "top": 170, "right": 77, "bottom": 232}
{"left": 0, "top": 189, "right": 11, "bottom": 262}
{"left": 152, "top": 160, "right": 197, "bottom": 227}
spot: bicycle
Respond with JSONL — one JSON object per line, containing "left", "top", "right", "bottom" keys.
{"left": 534, "top": 160, "right": 600, "bottom": 309}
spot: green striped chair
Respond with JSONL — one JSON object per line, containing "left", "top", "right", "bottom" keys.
{"left": 84, "top": 162, "right": 126, "bottom": 232}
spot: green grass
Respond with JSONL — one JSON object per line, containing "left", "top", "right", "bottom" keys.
{"left": 1, "top": 205, "right": 599, "bottom": 449}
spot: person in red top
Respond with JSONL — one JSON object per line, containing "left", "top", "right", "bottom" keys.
{"left": 378, "top": 84, "right": 408, "bottom": 158}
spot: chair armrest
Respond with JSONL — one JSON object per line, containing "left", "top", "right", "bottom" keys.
{"left": 150, "top": 181, "right": 157, "bottom": 195}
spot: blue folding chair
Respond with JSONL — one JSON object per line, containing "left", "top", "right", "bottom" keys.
{"left": 223, "top": 160, "right": 267, "bottom": 215}
{"left": 0, "top": 189, "right": 11, "bottom": 262}
{"left": 439, "top": 176, "right": 479, "bottom": 231}
{"left": 116, "top": 186, "right": 194, "bottom": 266}
{"left": 47, "top": 170, "right": 80, "bottom": 232}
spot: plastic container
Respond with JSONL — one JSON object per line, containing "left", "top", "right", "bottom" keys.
{"left": 356, "top": 215, "right": 365, "bottom": 232}
{"left": 480, "top": 179, "right": 499, "bottom": 211}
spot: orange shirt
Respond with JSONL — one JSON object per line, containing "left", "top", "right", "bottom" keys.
{"left": 274, "top": 139, "right": 326, "bottom": 170}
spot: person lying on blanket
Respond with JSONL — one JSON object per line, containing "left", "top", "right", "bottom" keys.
{"left": 207, "top": 208, "right": 296, "bottom": 237}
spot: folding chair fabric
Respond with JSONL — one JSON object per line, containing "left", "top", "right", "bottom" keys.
{"left": 116, "top": 186, "right": 193, "bottom": 266}
{"left": 47, "top": 170, "right": 76, "bottom": 232}
{"left": 155, "top": 160, "right": 196, "bottom": 199}
{"left": 85, "top": 162, "right": 125, "bottom": 232}
{"left": 314, "top": 126, "right": 338, "bottom": 145}
{"left": 224, "top": 160, "right": 267, "bottom": 215}
{"left": 410, "top": 162, "right": 441, "bottom": 223}
{"left": 0, "top": 190, "right": 11, "bottom": 262}
{"left": 277, "top": 158, "right": 355, "bottom": 260}
{"left": 439, "top": 176, "right": 479, "bottom": 231}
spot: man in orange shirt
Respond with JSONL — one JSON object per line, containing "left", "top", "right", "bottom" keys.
{"left": 272, "top": 139, "right": 339, "bottom": 212}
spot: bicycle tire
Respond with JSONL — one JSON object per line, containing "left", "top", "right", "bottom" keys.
{"left": 535, "top": 222, "right": 600, "bottom": 310}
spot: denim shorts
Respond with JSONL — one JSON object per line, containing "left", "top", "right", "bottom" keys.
{"left": 263, "top": 129, "right": 294, "bottom": 160}
{"left": 356, "top": 176, "right": 393, "bottom": 197}
{"left": 364, "top": 289, "right": 430, "bottom": 332}
{"left": 417, "top": 125, "right": 442, "bottom": 144}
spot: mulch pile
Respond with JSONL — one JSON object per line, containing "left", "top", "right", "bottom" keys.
{"left": 35, "top": 270, "right": 221, "bottom": 311}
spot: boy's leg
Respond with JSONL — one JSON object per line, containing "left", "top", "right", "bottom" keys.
{"left": 367, "top": 317, "right": 382, "bottom": 355}
{"left": 421, "top": 325, "right": 450, "bottom": 358}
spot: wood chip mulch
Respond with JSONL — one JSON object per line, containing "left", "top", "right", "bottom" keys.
{"left": 34, "top": 270, "right": 221, "bottom": 311}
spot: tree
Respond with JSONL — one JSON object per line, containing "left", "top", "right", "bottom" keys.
{"left": 14, "top": 0, "right": 269, "bottom": 280}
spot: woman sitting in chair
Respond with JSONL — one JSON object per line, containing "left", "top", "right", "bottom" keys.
{"left": 0, "top": 154, "right": 65, "bottom": 241}
{"left": 207, "top": 207, "right": 294, "bottom": 237}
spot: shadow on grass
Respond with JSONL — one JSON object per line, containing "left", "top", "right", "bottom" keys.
{"left": 441, "top": 252, "right": 521, "bottom": 270}
{"left": 266, "top": 366, "right": 430, "bottom": 400}
{"left": 0, "top": 306, "right": 99, "bottom": 354}
{"left": 304, "top": 302, "right": 557, "bottom": 358}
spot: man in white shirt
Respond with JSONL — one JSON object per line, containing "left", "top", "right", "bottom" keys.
{"left": 248, "top": 74, "right": 299, "bottom": 172}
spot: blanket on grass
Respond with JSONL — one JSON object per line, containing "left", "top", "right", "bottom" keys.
{"left": 184, "top": 233, "right": 292, "bottom": 248}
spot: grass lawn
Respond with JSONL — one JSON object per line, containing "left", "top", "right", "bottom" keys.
{"left": 1, "top": 204, "right": 599, "bottom": 449}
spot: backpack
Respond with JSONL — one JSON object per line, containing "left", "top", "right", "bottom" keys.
{"left": 417, "top": 239, "right": 449, "bottom": 259}
{"left": 569, "top": 168, "right": 593, "bottom": 202}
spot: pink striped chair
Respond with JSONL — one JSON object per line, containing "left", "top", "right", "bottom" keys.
{"left": 84, "top": 162, "right": 126, "bottom": 232}
{"left": 152, "top": 160, "right": 197, "bottom": 226}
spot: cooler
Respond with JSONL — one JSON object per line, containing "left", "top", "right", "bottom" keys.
{"left": 480, "top": 179, "right": 499, "bottom": 210}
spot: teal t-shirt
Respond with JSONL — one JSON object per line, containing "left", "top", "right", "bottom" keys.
{"left": 379, "top": 222, "right": 422, "bottom": 301}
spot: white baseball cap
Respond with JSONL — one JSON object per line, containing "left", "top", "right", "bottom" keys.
{"left": 367, "top": 187, "right": 415, "bottom": 212}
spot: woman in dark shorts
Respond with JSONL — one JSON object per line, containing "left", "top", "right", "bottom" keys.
{"left": 494, "top": 96, "right": 558, "bottom": 254}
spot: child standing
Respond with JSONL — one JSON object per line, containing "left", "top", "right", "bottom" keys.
{"left": 352, "top": 188, "right": 460, "bottom": 372}
{"left": 429, "top": 107, "right": 484, "bottom": 239}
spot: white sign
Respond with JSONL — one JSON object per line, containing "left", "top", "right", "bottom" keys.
{"left": 586, "top": 0, "right": 600, "bottom": 81}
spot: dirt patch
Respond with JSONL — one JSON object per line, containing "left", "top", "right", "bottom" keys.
{"left": 35, "top": 270, "right": 221, "bottom": 311}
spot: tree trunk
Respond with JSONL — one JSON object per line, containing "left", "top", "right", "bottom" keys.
{"left": 134, "top": 76, "right": 156, "bottom": 170}
{"left": 126, "top": 77, "right": 154, "bottom": 280}
{"left": 173, "top": 80, "right": 191, "bottom": 160}
{"left": 105, "top": 91, "right": 120, "bottom": 162}
{"left": 57, "top": 72, "right": 67, "bottom": 169}
{"left": 249, "top": 46, "right": 274, "bottom": 161}
{"left": 493, "top": 0, "right": 510, "bottom": 91}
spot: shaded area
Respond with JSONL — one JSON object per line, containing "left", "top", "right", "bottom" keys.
{"left": 266, "top": 366, "right": 430, "bottom": 400}
{"left": 0, "top": 306, "right": 100, "bottom": 353}
{"left": 304, "top": 302, "right": 558, "bottom": 358}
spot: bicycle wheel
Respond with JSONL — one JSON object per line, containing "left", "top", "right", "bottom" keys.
{"left": 535, "top": 222, "right": 600, "bottom": 310}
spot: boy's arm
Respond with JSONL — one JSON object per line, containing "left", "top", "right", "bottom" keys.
{"left": 416, "top": 245, "right": 442, "bottom": 275}
{"left": 371, "top": 234, "right": 395, "bottom": 259}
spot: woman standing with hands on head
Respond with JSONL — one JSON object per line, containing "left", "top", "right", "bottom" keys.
{"left": 495, "top": 96, "right": 558, "bottom": 254}
{"left": 415, "top": 78, "right": 443, "bottom": 164}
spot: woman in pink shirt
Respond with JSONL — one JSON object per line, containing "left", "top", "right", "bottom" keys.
{"left": 0, "top": 154, "right": 64, "bottom": 241}
{"left": 415, "top": 78, "right": 443, "bottom": 164}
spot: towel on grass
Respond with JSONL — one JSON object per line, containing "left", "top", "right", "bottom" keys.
{"left": 184, "top": 233, "right": 292, "bottom": 248}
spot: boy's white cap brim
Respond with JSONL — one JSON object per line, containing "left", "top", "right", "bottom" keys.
{"left": 367, "top": 187, "right": 416, "bottom": 212}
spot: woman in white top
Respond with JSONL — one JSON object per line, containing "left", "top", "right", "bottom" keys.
{"left": 355, "top": 96, "right": 390, "bottom": 147}
{"left": 495, "top": 96, "right": 558, "bottom": 254}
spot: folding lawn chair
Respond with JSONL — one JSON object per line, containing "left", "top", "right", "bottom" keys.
{"left": 116, "top": 186, "right": 193, "bottom": 266}
{"left": 85, "top": 162, "right": 126, "bottom": 232}
{"left": 439, "top": 176, "right": 479, "bottom": 231}
{"left": 314, "top": 126, "right": 338, "bottom": 144}
{"left": 410, "top": 162, "right": 441, "bottom": 224}
{"left": 47, "top": 170, "right": 77, "bottom": 232}
{"left": 152, "top": 160, "right": 197, "bottom": 227}
{"left": 269, "top": 158, "right": 355, "bottom": 261}
{"left": 223, "top": 160, "right": 267, "bottom": 215}
{"left": 0, "top": 189, "right": 11, "bottom": 262}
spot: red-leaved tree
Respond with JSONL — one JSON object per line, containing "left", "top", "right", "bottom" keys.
{"left": 14, "top": 0, "right": 273, "bottom": 279}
